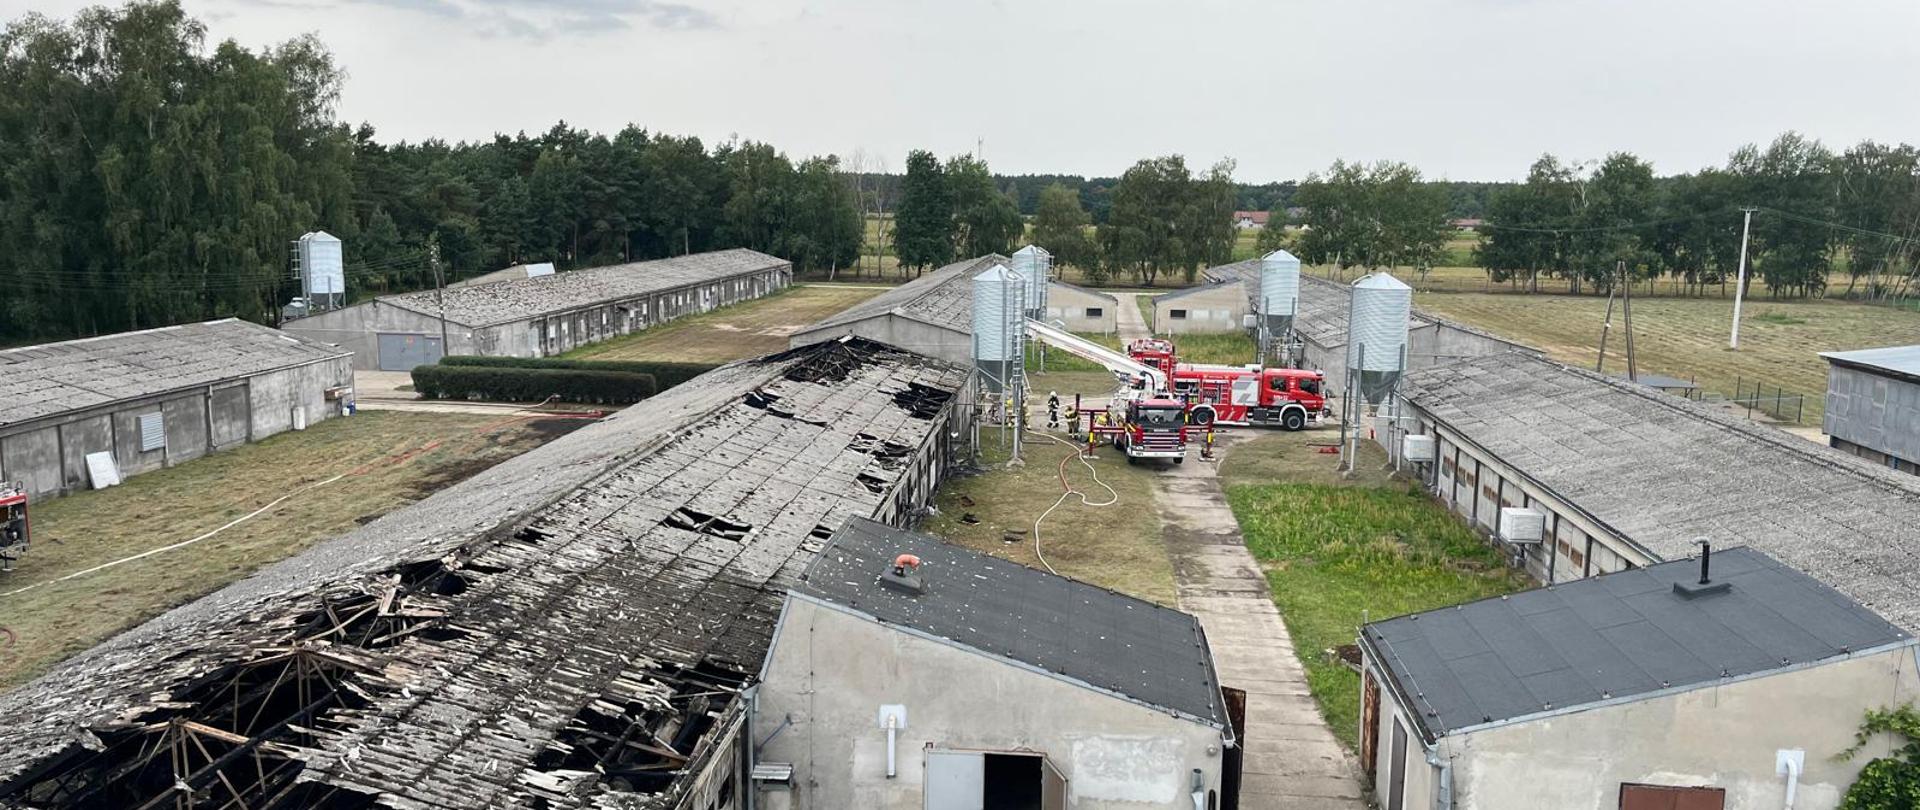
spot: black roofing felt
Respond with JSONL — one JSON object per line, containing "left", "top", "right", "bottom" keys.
{"left": 796, "top": 517, "right": 1229, "bottom": 729}
{"left": 1364, "top": 547, "right": 1911, "bottom": 743}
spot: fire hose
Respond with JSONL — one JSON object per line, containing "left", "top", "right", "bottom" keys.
{"left": 1025, "top": 429, "right": 1119, "bottom": 576}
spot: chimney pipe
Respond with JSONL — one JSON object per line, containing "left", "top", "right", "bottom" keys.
{"left": 1672, "top": 538, "right": 1731, "bottom": 599}
{"left": 1695, "top": 539, "right": 1712, "bottom": 584}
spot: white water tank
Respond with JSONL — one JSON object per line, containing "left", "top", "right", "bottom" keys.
{"left": 1260, "top": 250, "right": 1301, "bottom": 321}
{"left": 972, "top": 263, "right": 1024, "bottom": 391}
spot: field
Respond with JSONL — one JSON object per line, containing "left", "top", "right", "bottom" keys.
{"left": 0, "top": 411, "right": 582, "bottom": 688}
{"left": 1220, "top": 430, "right": 1524, "bottom": 748}
{"left": 563, "top": 284, "right": 885, "bottom": 364}
{"left": 1413, "top": 290, "right": 1920, "bottom": 422}
{"left": 923, "top": 369, "right": 1174, "bottom": 605}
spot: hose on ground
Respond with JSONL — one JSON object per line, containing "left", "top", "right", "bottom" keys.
{"left": 1024, "top": 428, "right": 1118, "bottom": 576}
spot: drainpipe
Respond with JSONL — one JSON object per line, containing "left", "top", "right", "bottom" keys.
{"left": 1427, "top": 744, "right": 1453, "bottom": 810}
{"left": 884, "top": 713, "right": 899, "bottom": 778}
{"left": 1777, "top": 749, "right": 1804, "bottom": 809}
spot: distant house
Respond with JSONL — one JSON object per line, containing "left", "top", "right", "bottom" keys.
{"left": 1450, "top": 218, "right": 1484, "bottom": 231}
{"left": 756, "top": 517, "right": 1238, "bottom": 809}
{"left": 1359, "top": 546, "right": 1918, "bottom": 810}
{"left": 1232, "top": 210, "right": 1271, "bottom": 230}
{"left": 1821, "top": 344, "right": 1920, "bottom": 475}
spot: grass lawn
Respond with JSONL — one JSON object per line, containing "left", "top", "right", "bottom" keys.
{"left": 1135, "top": 293, "right": 1155, "bottom": 329}
{"left": 1164, "top": 332, "right": 1258, "bottom": 365}
{"left": 1412, "top": 289, "right": 1920, "bottom": 423}
{"left": 1221, "top": 430, "right": 1524, "bottom": 749}
{"left": 0, "top": 411, "right": 582, "bottom": 688}
{"left": 563, "top": 284, "right": 884, "bottom": 364}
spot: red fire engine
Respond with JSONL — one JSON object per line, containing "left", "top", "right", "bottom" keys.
{"left": 1097, "top": 396, "right": 1193, "bottom": 465}
{"left": 1, "top": 481, "right": 28, "bottom": 573}
{"left": 1124, "top": 340, "right": 1331, "bottom": 431}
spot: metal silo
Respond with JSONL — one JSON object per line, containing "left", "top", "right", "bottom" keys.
{"left": 972, "top": 263, "right": 1026, "bottom": 393}
{"left": 1345, "top": 272, "right": 1412, "bottom": 404}
{"left": 296, "top": 231, "right": 346, "bottom": 311}
{"left": 1011, "top": 245, "right": 1049, "bottom": 317}
{"left": 1259, "top": 250, "right": 1301, "bottom": 364}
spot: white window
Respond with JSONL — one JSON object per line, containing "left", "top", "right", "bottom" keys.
{"left": 137, "top": 412, "right": 165, "bottom": 452}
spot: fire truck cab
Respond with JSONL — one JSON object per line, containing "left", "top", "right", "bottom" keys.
{"left": 1126, "top": 338, "right": 1177, "bottom": 381}
{"left": 0, "top": 482, "right": 28, "bottom": 573}
{"left": 1109, "top": 397, "right": 1191, "bottom": 465}
{"left": 1175, "top": 364, "right": 1330, "bottom": 431}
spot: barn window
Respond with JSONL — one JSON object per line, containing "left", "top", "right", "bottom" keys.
{"left": 1085, "top": 307, "right": 1104, "bottom": 318}
{"left": 1171, "top": 309, "right": 1189, "bottom": 320}
{"left": 137, "top": 412, "right": 166, "bottom": 452}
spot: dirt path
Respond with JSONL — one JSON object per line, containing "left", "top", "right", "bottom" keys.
{"left": 1156, "top": 435, "right": 1367, "bottom": 809}
{"left": 1122, "top": 297, "right": 1365, "bottom": 806}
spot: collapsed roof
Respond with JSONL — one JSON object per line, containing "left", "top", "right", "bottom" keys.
{"left": 0, "top": 337, "right": 967, "bottom": 809}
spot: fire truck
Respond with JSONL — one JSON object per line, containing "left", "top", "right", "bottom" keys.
{"left": 1098, "top": 396, "right": 1194, "bottom": 465}
{"left": 1123, "top": 340, "right": 1331, "bottom": 431}
{"left": 1, "top": 482, "right": 27, "bottom": 573}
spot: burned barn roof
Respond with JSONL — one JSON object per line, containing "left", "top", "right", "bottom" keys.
{"left": 1363, "top": 547, "right": 1911, "bottom": 743}
{"left": 1402, "top": 351, "right": 1920, "bottom": 632}
{"left": 803, "top": 254, "right": 1007, "bottom": 335}
{"left": 794, "top": 518, "right": 1231, "bottom": 730}
{"left": 381, "top": 249, "right": 788, "bottom": 327}
{"left": 0, "top": 319, "right": 349, "bottom": 429}
{"left": 0, "top": 336, "right": 968, "bottom": 809}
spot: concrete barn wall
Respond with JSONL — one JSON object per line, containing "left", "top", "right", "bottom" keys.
{"left": 1365, "top": 646, "right": 1920, "bottom": 810}
{"left": 1153, "top": 286, "right": 1246, "bottom": 334}
{"left": 1826, "top": 364, "right": 1920, "bottom": 469}
{"left": 1045, "top": 285, "right": 1118, "bottom": 333}
{"left": 1384, "top": 403, "right": 1650, "bottom": 584}
{"left": 0, "top": 356, "right": 350, "bottom": 502}
{"left": 756, "top": 596, "right": 1228, "bottom": 810}
{"left": 281, "top": 301, "right": 454, "bottom": 371}
{"left": 789, "top": 317, "right": 975, "bottom": 367}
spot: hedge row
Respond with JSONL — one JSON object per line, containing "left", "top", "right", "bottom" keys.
{"left": 411, "top": 364, "right": 657, "bottom": 405}
{"left": 439, "top": 355, "right": 719, "bottom": 390}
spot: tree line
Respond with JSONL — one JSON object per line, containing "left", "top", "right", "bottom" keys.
{"left": 0, "top": 1, "right": 866, "bottom": 343}
{"left": 1476, "top": 134, "right": 1920, "bottom": 299}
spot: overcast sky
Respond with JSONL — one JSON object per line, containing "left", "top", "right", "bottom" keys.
{"left": 9, "top": 0, "right": 1919, "bottom": 182}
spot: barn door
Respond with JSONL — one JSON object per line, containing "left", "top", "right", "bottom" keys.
{"left": 925, "top": 751, "right": 985, "bottom": 810}
{"left": 1387, "top": 719, "right": 1408, "bottom": 810}
{"left": 1360, "top": 672, "right": 1382, "bottom": 780}
{"left": 1039, "top": 757, "right": 1066, "bottom": 810}
{"left": 1220, "top": 686, "right": 1246, "bottom": 810}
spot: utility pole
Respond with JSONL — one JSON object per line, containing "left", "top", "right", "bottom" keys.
{"left": 429, "top": 235, "right": 450, "bottom": 355}
{"left": 1595, "top": 287, "right": 1616, "bottom": 373}
{"left": 1730, "top": 207, "right": 1756, "bottom": 349}
{"left": 1619, "top": 260, "right": 1638, "bottom": 382}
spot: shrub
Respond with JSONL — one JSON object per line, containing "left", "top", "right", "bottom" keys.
{"left": 411, "top": 364, "right": 657, "bottom": 405}
{"left": 439, "top": 355, "right": 718, "bottom": 390}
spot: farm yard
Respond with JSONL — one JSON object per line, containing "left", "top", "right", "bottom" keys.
{"left": 563, "top": 283, "right": 885, "bottom": 364}
{"left": 0, "top": 412, "right": 583, "bottom": 688}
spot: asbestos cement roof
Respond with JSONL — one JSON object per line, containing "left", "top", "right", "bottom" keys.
{"left": 1364, "top": 547, "right": 1911, "bottom": 743}
{"left": 1822, "top": 345, "right": 1920, "bottom": 384}
{"left": 797, "top": 518, "right": 1230, "bottom": 730}
{"left": 1048, "top": 279, "right": 1118, "bottom": 302}
{"left": 0, "top": 337, "right": 968, "bottom": 809}
{"left": 382, "top": 248, "right": 788, "bottom": 327}
{"left": 803, "top": 254, "right": 1007, "bottom": 335}
{"left": 1402, "top": 351, "right": 1920, "bottom": 631}
{"left": 0, "top": 319, "right": 349, "bottom": 429}
{"left": 1201, "top": 260, "right": 1389, "bottom": 346}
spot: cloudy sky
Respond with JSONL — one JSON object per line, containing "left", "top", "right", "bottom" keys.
{"left": 9, "top": 0, "right": 1918, "bottom": 181}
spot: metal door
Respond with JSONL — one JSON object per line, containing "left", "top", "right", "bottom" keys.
{"left": 376, "top": 333, "right": 444, "bottom": 371}
{"left": 1039, "top": 757, "right": 1066, "bottom": 810}
{"left": 1387, "top": 719, "right": 1408, "bottom": 810}
{"left": 926, "top": 751, "right": 985, "bottom": 810}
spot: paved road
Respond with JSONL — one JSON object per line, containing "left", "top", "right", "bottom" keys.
{"left": 1118, "top": 294, "right": 1367, "bottom": 808}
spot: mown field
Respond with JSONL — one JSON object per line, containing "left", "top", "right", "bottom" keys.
{"left": 564, "top": 284, "right": 884, "bottom": 364}
{"left": 1221, "top": 430, "right": 1524, "bottom": 749}
{"left": 0, "top": 412, "right": 580, "bottom": 688}
{"left": 1412, "top": 290, "right": 1920, "bottom": 423}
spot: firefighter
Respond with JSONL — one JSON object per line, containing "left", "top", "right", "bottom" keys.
{"left": 1046, "top": 391, "right": 1061, "bottom": 429}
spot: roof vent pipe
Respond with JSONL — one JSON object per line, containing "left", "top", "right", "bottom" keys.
{"left": 1672, "top": 538, "right": 1732, "bottom": 599}
{"left": 880, "top": 553, "right": 925, "bottom": 595}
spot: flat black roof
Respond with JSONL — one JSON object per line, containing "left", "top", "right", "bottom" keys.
{"left": 796, "top": 518, "right": 1230, "bottom": 729}
{"left": 1363, "top": 546, "right": 1911, "bottom": 743}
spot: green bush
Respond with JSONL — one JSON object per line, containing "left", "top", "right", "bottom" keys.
{"left": 411, "top": 364, "right": 657, "bottom": 405}
{"left": 439, "top": 355, "right": 718, "bottom": 390}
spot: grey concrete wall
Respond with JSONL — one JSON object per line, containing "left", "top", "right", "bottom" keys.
{"left": 1367, "top": 646, "right": 1920, "bottom": 810}
{"left": 1045, "top": 285, "right": 1118, "bottom": 333}
{"left": 757, "top": 596, "right": 1229, "bottom": 810}
{"left": 789, "top": 316, "right": 975, "bottom": 367}
{"left": 1826, "top": 364, "right": 1920, "bottom": 466}
{"left": 0, "top": 356, "right": 350, "bottom": 501}
{"left": 281, "top": 301, "right": 458, "bottom": 371}
{"left": 1153, "top": 286, "right": 1246, "bottom": 334}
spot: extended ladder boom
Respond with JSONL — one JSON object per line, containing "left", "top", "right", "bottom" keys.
{"left": 1024, "top": 319, "right": 1166, "bottom": 392}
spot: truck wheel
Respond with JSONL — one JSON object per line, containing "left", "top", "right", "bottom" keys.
{"left": 1283, "top": 409, "right": 1307, "bottom": 431}
{"left": 1190, "top": 405, "right": 1216, "bottom": 427}
{"left": 1175, "top": 456, "right": 1185, "bottom": 465}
